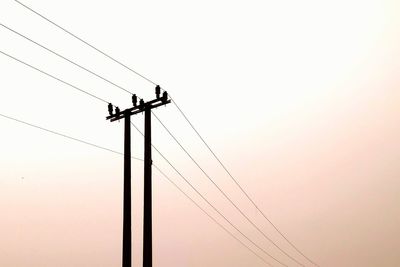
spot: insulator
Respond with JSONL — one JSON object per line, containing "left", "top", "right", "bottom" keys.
{"left": 108, "top": 103, "right": 113, "bottom": 115}
{"left": 140, "top": 99, "right": 145, "bottom": 107}
{"left": 115, "top": 107, "right": 120, "bottom": 114}
{"left": 132, "top": 94, "right": 137, "bottom": 106}
{"left": 162, "top": 91, "right": 168, "bottom": 102}
{"left": 155, "top": 85, "right": 161, "bottom": 98}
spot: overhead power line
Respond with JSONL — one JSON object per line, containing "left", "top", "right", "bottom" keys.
{"left": 170, "top": 95, "right": 320, "bottom": 266}
{"left": 0, "top": 23, "right": 134, "bottom": 96}
{"left": 0, "top": 113, "right": 138, "bottom": 159}
{"left": 0, "top": 53, "right": 283, "bottom": 266}
{"left": 13, "top": 0, "right": 157, "bottom": 86}
{"left": 152, "top": 112, "right": 304, "bottom": 266}
{"left": 0, "top": 112, "right": 271, "bottom": 266}
{"left": 131, "top": 123, "right": 287, "bottom": 267}
{"left": 153, "top": 165, "right": 273, "bottom": 267}
{"left": 0, "top": 50, "right": 109, "bottom": 104}
{"left": 10, "top": 2, "right": 320, "bottom": 265}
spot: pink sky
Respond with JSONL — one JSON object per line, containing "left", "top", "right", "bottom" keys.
{"left": 1, "top": 0, "right": 400, "bottom": 266}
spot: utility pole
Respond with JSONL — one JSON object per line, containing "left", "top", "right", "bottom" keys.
{"left": 143, "top": 107, "right": 152, "bottom": 267}
{"left": 123, "top": 110, "right": 132, "bottom": 267}
{"left": 106, "top": 86, "right": 170, "bottom": 267}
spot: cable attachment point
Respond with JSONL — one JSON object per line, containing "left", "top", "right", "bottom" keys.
{"left": 155, "top": 85, "right": 161, "bottom": 99}
{"left": 162, "top": 91, "right": 168, "bottom": 102}
{"left": 132, "top": 94, "right": 138, "bottom": 107}
{"left": 108, "top": 103, "right": 114, "bottom": 115}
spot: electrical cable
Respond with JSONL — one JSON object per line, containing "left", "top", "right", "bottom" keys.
{"left": 153, "top": 164, "right": 273, "bottom": 267}
{"left": 152, "top": 112, "right": 305, "bottom": 266}
{"left": 131, "top": 122, "right": 287, "bottom": 266}
{"left": 0, "top": 23, "right": 135, "bottom": 96}
{"left": 0, "top": 50, "right": 109, "bottom": 104}
{"left": 13, "top": 0, "right": 157, "bottom": 86}
{"left": 0, "top": 113, "right": 139, "bottom": 160}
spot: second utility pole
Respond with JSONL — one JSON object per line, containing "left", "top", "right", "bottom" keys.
{"left": 143, "top": 107, "right": 152, "bottom": 267}
{"left": 107, "top": 86, "right": 170, "bottom": 267}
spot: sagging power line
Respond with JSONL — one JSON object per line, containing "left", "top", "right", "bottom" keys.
{"left": 131, "top": 124, "right": 287, "bottom": 267}
{"left": 153, "top": 113, "right": 305, "bottom": 266}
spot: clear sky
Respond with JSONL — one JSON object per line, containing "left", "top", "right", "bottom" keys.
{"left": 1, "top": 0, "right": 399, "bottom": 266}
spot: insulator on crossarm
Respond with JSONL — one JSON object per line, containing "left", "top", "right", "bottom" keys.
{"left": 140, "top": 99, "right": 145, "bottom": 107}
{"left": 108, "top": 103, "right": 113, "bottom": 115}
{"left": 155, "top": 85, "right": 161, "bottom": 99}
{"left": 162, "top": 91, "right": 168, "bottom": 102}
{"left": 115, "top": 106, "right": 120, "bottom": 115}
{"left": 132, "top": 94, "right": 137, "bottom": 106}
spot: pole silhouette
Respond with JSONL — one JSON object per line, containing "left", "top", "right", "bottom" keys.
{"left": 106, "top": 86, "right": 170, "bottom": 267}
{"left": 143, "top": 108, "right": 152, "bottom": 267}
{"left": 122, "top": 112, "right": 132, "bottom": 267}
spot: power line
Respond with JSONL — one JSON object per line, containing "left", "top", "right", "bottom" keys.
{"left": 0, "top": 23, "right": 134, "bottom": 96}
{"left": 10, "top": 2, "right": 319, "bottom": 264}
{"left": 131, "top": 122, "right": 287, "bottom": 267}
{"left": 0, "top": 112, "right": 271, "bottom": 267}
{"left": 152, "top": 112, "right": 304, "bottom": 266}
{"left": 13, "top": 0, "right": 157, "bottom": 86}
{"left": 0, "top": 113, "right": 140, "bottom": 161}
{"left": 153, "top": 165, "right": 273, "bottom": 267}
{"left": 201, "top": 136, "right": 320, "bottom": 266}
{"left": 0, "top": 50, "right": 109, "bottom": 104}
{"left": 0, "top": 52, "right": 283, "bottom": 266}
{"left": 170, "top": 96, "right": 320, "bottom": 267}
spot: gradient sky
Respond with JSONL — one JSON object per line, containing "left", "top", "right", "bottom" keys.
{"left": 1, "top": 0, "right": 399, "bottom": 266}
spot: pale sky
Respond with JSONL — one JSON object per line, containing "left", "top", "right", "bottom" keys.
{"left": 1, "top": 0, "right": 399, "bottom": 266}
